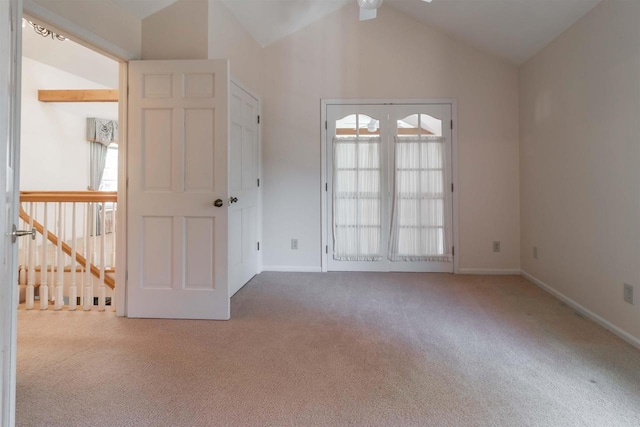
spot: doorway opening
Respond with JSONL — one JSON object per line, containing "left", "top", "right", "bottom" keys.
{"left": 17, "top": 17, "right": 121, "bottom": 312}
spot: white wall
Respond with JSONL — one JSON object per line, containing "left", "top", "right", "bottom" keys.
{"left": 20, "top": 56, "right": 117, "bottom": 191}
{"left": 262, "top": 4, "right": 520, "bottom": 271}
{"left": 520, "top": 0, "right": 640, "bottom": 341}
{"left": 208, "top": 0, "right": 264, "bottom": 96}
{"left": 27, "top": 0, "right": 141, "bottom": 58}
{"left": 142, "top": 0, "right": 208, "bottom": 60}
{"left": 140, "top": 0, "right": 264, "bottom": 97}
{"left": 22, "top": 20, "right": 119, "bottom": 88}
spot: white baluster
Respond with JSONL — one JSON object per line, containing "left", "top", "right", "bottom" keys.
{"left": 98, "top": 202, "right": 106, "bottom": 311}
{"left": 47, "top": 211, "right": 53, "bottom": 303}
{"left": 40, "top": 203, "right": 48, "bottom": 310}
{"left": 49, "top": 206, "right": 55, "bottom": 303}
{"left": 17, "top": 215, "right": 25, "bottom": 308}
{"left": 69, "top": 202, "right": 77, "bottom": 311}
{"left": 55, "top": 202, "right": 64, "bottom": 310}
{"left": 111, "top": 203, "right": 117, "bottom": 267}
{"left": 112, "top": 202, "right": 117, "bottom": 312}
{"left": 79, "top": 203, "right": 84, "bottom": 307}
{"left": 49, "top": 207, "right": 55, "bottom": 302}
{"left": 84, "top": 202, "right": 93, "bottom": 311}
{"left": 26, "top": 202, "right": 35, "bottom": 310}
{"left": 18, "top": 216, "right": 26, "bottom": 283}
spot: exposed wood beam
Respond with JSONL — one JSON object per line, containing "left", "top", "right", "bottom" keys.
{"left": 38, "top": 89, "right": 119, "bottom": 103}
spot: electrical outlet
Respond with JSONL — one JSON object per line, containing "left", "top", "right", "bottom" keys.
{"left": 533, "top": 246, "right": 538, "bottom": 260}
{"left": 291, "top": 239, "right": 298, "bottom": 250}
{"left": 624, "top": 283, "right": 634, "bottom": 305}
{"left": 492, "top": 241, "right": 500, "bottom": 253}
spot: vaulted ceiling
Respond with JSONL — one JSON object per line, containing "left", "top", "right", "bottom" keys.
{"left": 110, "top": 0, "right": 602, "bottom": 64}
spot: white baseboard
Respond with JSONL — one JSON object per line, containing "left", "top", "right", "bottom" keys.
{"left": 458, "top": 268, "right": 521, "bottom": 275}
{"left": 521, "top": 270, "right": 640, "bottom": 351}
{"left": 261, "top": 266, "right": 322, "bottom": 273}
{"left": 263, "top": 267, "right": 520, "bottom": 275}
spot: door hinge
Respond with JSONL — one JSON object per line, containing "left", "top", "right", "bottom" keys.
{"left": 257, "top": 115, "right": 260, "bottom": 124}
{"left": 326, "top": 245, "right": 328, "bottom": 254}
{"left": 325, "top": 121, "right": 327, "bottom": 130}
{"left": 452, "top": 246, "right": 455, "bottom": 256}
{"left": 451, "top": 183, "right": 454, "bottom": 192}
{"left": 450, "top": 120, "right": 453, "bottom": 130}
{"left": 325, "top": 182, "right": 328, "bottom": 192}
{"left": 257, "top": 242, "right": 260, "bottom": 251}
{"left": 257, "top": 178, "right": 260, "bottom": 187}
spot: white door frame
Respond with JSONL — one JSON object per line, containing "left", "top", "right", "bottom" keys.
{"left": 21, "top": 3, "right": 136, "bottom": 316}
{"left": 230, "top": 77, "right": 263, "bottom": 275}
{"left": 2, "top": 5, "right": 132, "bottom": 421}
{"left": 1, "top": 0, "right": 22, "bottom": 423}
{"left": 320, "top": 98, "right": 460, "bottom": 274}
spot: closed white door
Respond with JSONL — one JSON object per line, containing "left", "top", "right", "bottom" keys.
{"left": 0, "top": 0, "right": 21, "bottom": 423}
{"left": 326, "top": 103, "right": 454, "bottom": 273}
{"left": 228, "top": 83, "right": 259, "bottom": 296}
{"left": 127, "top": 60, "right": 230, "bottom": 319}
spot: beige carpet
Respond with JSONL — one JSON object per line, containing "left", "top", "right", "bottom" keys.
{"left": 16, "top": 272, "right": 640, "bottom": 426}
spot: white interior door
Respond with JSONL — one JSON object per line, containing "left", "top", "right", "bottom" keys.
{"left": 127, "top": 59, "right": 230, "bottom": 320}
{"left": 0, "top": 0, "right": 21, "bottom": 423}
{"left": 228, "top": 82, "right": 259, "bottom": 296}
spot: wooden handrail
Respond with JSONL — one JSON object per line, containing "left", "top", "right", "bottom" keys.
{"left": 20, "top": 191, "right": 117, "bottom": 203}
{"left": 19, "top": 206, "right": 115, "bottom": 290}
{"left": 32, "top": 266, "right": 115, "bottom": 274}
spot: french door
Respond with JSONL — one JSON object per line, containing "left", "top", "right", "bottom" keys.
{"left": 326, "top": 103, "right": 454, "bottom": 273}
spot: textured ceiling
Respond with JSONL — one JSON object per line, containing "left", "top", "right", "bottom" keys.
{"left": 386, "top": 0, "right": 602, "bottom": 64}
{"left": 221, "top": 0, "right": 352, "bottom": 47}
{"left": 111, "top": 0, "right": 603, "bottom": 64}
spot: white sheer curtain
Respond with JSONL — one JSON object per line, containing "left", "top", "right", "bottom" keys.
{"left": 87, "top": 117, "right": 115, "bottom": 236}
{"left": 333, "top": 136, "right": 382, "bottom": 261}
{"left": 89, "top": 142, "right": 108, "bottom": 191}
{"left": 389, "top": 136, "right": 452, "bottom": 262}
{"left": 86, "top": 117, "right": 117, "bottom": 191}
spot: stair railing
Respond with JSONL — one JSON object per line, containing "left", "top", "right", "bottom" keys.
{"left": 18, "top": 191, "right": 117, "bottom": 311}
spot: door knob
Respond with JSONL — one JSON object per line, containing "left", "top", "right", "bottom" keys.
{"left": 229, "top": 197, "right": 238, "bottom": 204}
{"left": 11, "top": 224, "right": 36, "bottom": 243}
{"left": 214, "top": 199, "right": 224, "bottom": 207}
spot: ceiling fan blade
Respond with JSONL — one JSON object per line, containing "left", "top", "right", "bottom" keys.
{"left": 359, "top": 7, "right": 377, "bottom": 21}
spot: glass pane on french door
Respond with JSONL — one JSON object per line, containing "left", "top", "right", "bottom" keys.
{"left": 388, "top": 105, "right": 453, "bottom": 272}
{"left": 327, "top": 105, "right": 390, "bottom": 271}
{"left": 326, "top": 103, "right": 453, "bottom": 273}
